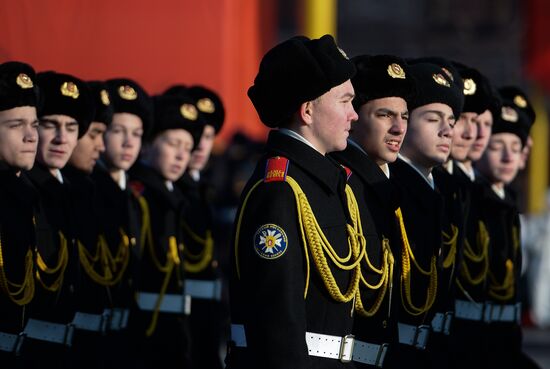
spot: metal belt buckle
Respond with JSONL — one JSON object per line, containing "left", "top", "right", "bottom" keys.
{"left": 375, "top": 343, "right": 389, "bottom": 367}
{"left": 64, "top": 323, "right": 75, "bottom": 347}
{"left": 443, "top": 311, "right": 454, "bottom": 335}
{"left": 339, "top": 334, "right": 355, "bottom": 363}
{"left": 413, "top": 325, "right": 430, "bottom": 350}
{"left": 15, "top": 332, "right": 26, "bottom": 356}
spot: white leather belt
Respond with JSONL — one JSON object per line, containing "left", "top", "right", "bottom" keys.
{"left": 484, "top": 303, "right": 521, "bottom": 323}
{"left": 185, "top": 279, "right": 222, "bottom": 301}
{"left": 398, "top": 323, "right": 430, "bottom": 350}
{"left": 455, "top": 300, "right": 521, "bottom": 323}
{"left": 455, "top": 299, "right": 484, "bottom": 321}
{"left": 137, "top": 292, "right": 191, "bottom": 315}
{"left": 352, "top": 339, "right": 388, "bottom": 367}
{"left": 23, "top": 318, "right": 74, "bottom": 346}
{"left": 230, "top": 324, "right": 387, "bottom": 366}
{"left": 73, "top": 311, "right": 110, "bottom": 333}
{"left": 109, "top": 308, "right": 130, "bottom": 330}
{"left": 0, "top": 331, "right": 24, "bottom": 354}
{"left": 306, "top": 331, "right": 355, "bottom": 362}
{"left": 431, "top": 311, "right": 453, "bottom": 335}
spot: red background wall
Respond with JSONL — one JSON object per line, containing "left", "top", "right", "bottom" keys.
{"left": 0, "top": 0, "right": 270, "bottom": 145}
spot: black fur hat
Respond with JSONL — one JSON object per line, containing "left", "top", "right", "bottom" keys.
{"left": 106, "top": 78, "right": 153, "bottom": 138}
{"left": 498, "top": 86, "right": 535, "bottom": 128}
{"left": 452, "top": 63, "right": 500, "bottom": 116}
{"left": 351, "top": 54, "right": 416, "bottom": 111}
{"left": 407, "top": 62, "right": 464, "bottom": 118}
{"left": 151, "top": 94, "right": 205, "bottom": 149}
{"left": 87, "top": 81, "right": 114, "bottom": 126}
{"left": 36, "top": 71, "right": 94, "bottom": 138}
{"left": 492, "top": 87, "right": 535, "bottom": 146}
{"left": 248, "top": 34, "right": 356, "bottom": 128}
{"left": 187, "top": 85, "right": 225, "bottom": 134}
{"left": 0, "top": 61, "right": 39, "bottom": 111}
{"left": 408, "top": 57, "right": 463, "bottom": 92}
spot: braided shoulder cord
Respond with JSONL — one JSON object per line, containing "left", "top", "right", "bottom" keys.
{"left": 182, "top": 221, "right": 214, "bottom": 274}
{"left": 395, "top": 207, "right": 437, "bottom": 316}
{"left": 35, "top": 231, "right": 69, "bottom": 292}
{"left": 0, "top": 233, "right": 35, "bottom": 305}
{"left": 459, "top": 220, "right": 489, "bottom": 286}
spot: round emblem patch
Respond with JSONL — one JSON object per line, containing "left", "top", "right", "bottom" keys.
{"left": 253, "top": 224, "right": 288, "bottom": 260}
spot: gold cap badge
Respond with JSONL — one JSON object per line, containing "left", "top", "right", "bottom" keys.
{"left": 180, "top": 103, "right": 198, "bottom": 121}
{"left": 197, "top": 98, "right": 215, "bottom": 113}
{"left": 337, "top": 46, "right": 349, "bottom": 60}
{"left": 514, "top": 95, "right": 527, "bottom": 108}
{"left": 118, "top": 85, "right": 137, "bottom": 100}
{"left": 501, "top": 106, "right": 518, "bottom": 122}
{"left": 441, "top": 68, "right": 454, "bottom": 81}
{"left": 100, "top": 90, "right": 110, "bottom": 106}
{"left": 16, "top": 73, "right": 33, "bottom": 89}
{"left": 387, "top": 63, "right": 406, "bottom": 79}
{"left": 433, "top": 73, "right": 450, "bottom": 87}
{"left": 463, "top": 78, "right": 477, "bottom": 95}
{"left": 61, "top": 82, "right": 79, "bottom": 99}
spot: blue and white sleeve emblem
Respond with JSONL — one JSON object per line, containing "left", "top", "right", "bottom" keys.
{"left": 253, "top": 224, "right": 288, "bottom": 260}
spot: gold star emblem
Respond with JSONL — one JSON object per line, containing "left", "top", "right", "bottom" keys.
{"left": 100, "top": 90, "right": 110, "bottom": 105}
{"left": 118, "top": 85, "right": 137, "bottom": 100}
{"left": 16, "top": 73, "right": 33, "bottom": 89}
{"left": 501, "top": 106, "right": 518, "bottom": 122}
{"left": 197, "top": 98, "right": 215, "bottom": 113}
{"left": 180, "top": 103, "right": 198, "bottom": 121}
{"left": 433, "top": 73, "right": 450, "bottom": 87}
{"left": 514, "top": 95, "right": 527, "bottom": 108}
{"left": 463, "top": 78, "right": 477, "bottom": 95}
{"left": 387, "top": 63, "right": 406, "bottom": 79}
{"left": 60, "top": 82, "right": 79, "bottom": 99}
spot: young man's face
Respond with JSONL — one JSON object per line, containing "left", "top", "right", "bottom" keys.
{"left": 476, "top": 132, "right": 522, "bottom": 185}
{"left": 69, "top": 122, "right": 106, "bottom": 173}
{"left": 352, "top": 97, "right": 408, "bottom": 166}
{"left": 309, "top": 80, "right": 358, "bottom": 154}
{"left": 0, "top": 106, "right": 39, "bottom": 171}
{"left": 450, "top": 112, "right": 477, "bottom": 162}
{"left": 189, "top": 124, "right": 215, "bottom": 172}
{"left": 103, "top": 113, "right": 143, "bottom": 171}
{"left": 401, "top": 102, "right": 455, "bottom": 170}
{"left": 37, "top": 114, "right": 79, "bottom": 170}
{"left": 148, "top": 129, "right": 194, "bottom": 182}
{"left": 468, "top": 109, "right": 493, "bottom": 162}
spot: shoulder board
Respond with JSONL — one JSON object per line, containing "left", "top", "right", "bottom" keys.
{"left": 342, "top": 165, "right": 352, "bottom": 181}
{"left": 128, "top": 180, "right": 145, "bottom": 196}
{"left": 264, "top": 156, "right": 289, "bottom": 183}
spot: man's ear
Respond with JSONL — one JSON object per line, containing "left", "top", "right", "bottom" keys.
{"left": 299, "top": 100, "right": 314, "bottom": 126}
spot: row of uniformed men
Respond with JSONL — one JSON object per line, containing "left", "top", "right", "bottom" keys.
{"left": 0, "top": 61, "right": 226, "bottom": 369}
{"left": 227, "top": 35, "right": 540, "bottom": 369}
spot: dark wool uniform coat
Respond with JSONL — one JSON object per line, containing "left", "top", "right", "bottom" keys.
{"left": 448, "top": 164, "right": 491, "bottom": 369}
{"left": 0, "top": 163, "right": 38, "bottom": 365}
{"left": 128, "top": 161, "right": 190, "bottom": 369}
{"left": 331, "top": 143, "right": 401, "bottom": 348}
{"left": 479, "top": 180, "right": 523, "bottom": 369}
{"left": 26, "top": 164, "right": 78, "bottom": 325}
{"left": 388, "top": 158, "right": 443, "bottom": 369}
{"left": 227, "top": 130, "right": 357, "bottom": 369}
{"left": 177, "top": 172, "right": 225, "bottom": 369}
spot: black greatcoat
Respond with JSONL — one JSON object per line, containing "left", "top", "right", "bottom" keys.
{"left": 331, "top": 143, "right": 401, "bottom": 351}
{"left": 128, "top": 161, "right": 190, "bottom": 369}
{"left": 0, "top": 163, "right": 38, "bottom": 365}
{"left": 227, "top": 130, "right": 356, "bottom": 369}
{"left": 388, "top": 158, "right": 443, "bottom": 368}
{"left": 480, "top": 181, "right": 523, "bottom": 369}
{"left": 177, "top": 171, "right": 225, "bottom": 369}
